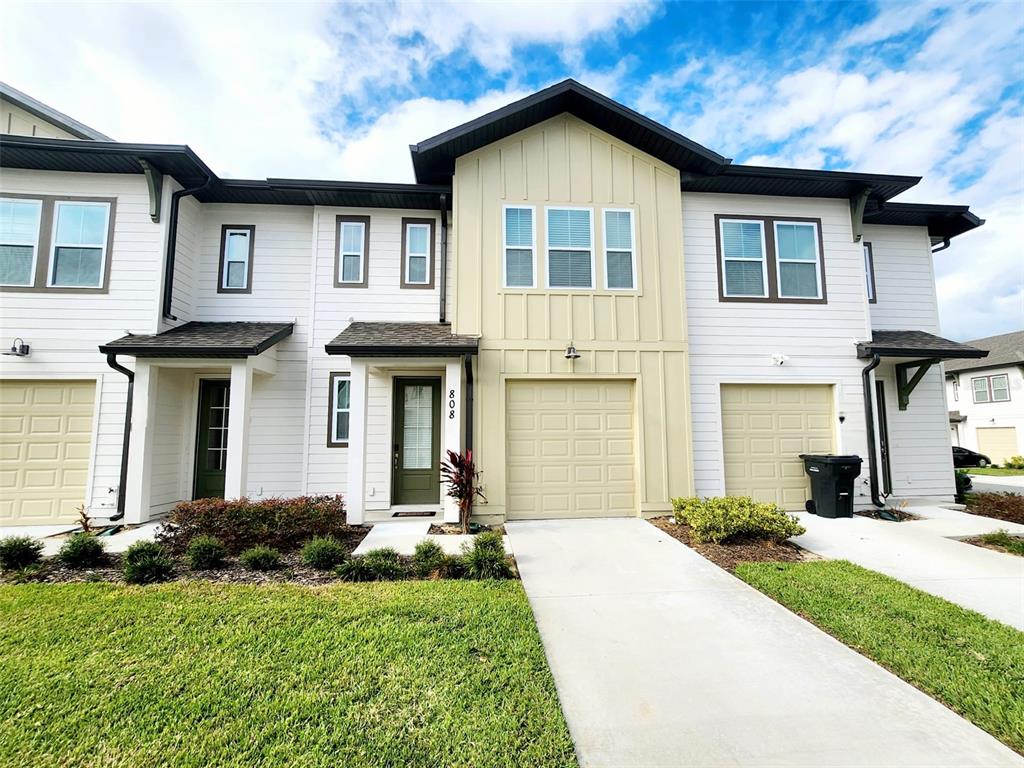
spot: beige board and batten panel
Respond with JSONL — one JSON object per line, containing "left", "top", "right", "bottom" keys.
{"left": 452, "top": 114, "right": 693, "bottom": 519}
{"left": 506, "top": 379, "right": 636, "bottom": 519}
{"left": 0, "top": 380, "right": 96, "bottom": 523}
{"left": 721, "top": 384, "right": 834, "bottom": 510}
{"left": 976, "top": 427, "right": 1018, "bottom": 466}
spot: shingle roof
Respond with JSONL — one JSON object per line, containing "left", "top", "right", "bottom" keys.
{"left": 856, "top": 330, "right": 988, "bottom": 360}
{"left": 0, "top": 81, "right": 112, "bottom": 141}
{"left": 325, "top": 322, "right": 479, "bottom": 357}
{"left": 99, "top": 321, "right": 293, "bottom": 358}
{"left": 944, "top": 330, "right": 1024, "bottom": 373}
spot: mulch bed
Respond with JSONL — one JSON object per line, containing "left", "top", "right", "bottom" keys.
{"left": 427, "top": 523, "right": 506, "bottom": 536}
{"left": 963, "top": 537, "right": 1024, "bottom": 558}
{"left": 649, "top": 516, "right": 809, "bottom": 573}
{"left": 855, "top": 507, "right": 922, "bottom": 521}
{"left": 965, "top": 492, "right": 1024, "bottom": 525}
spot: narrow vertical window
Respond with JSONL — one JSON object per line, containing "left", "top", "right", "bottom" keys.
{"left": 49, "top": 201, "right": 110, "bottom": 288}
{"left": 0, "top": 198, "right": 42, "bottom": 286}
{"left": 719, "top": 219, "right": 767, "bottom": 297}
{"left": 863, "top": 241, "right": 876, "bottom": 302}
{"left": 603, "top": 209, "right": 635, "bottom": 290}
{"left": 774, "top": 221, "right": 822, "bottom": 299}
{"left": 218, "top": 225, "right": 254, "bottom": 293}
{"left": 503, "top": 205, "right": 535, "bottom": 288}
{"left": 547, "top": 207, "right": 593, "bottom": 289}
{"left": 401, "top": 218, "right": 434, "bottom": 289}
{"left": 328, "top": 373, "right": 351, "bottom": 446}
{"left": 335, "top": 216, "right": 369, "bottom": 288}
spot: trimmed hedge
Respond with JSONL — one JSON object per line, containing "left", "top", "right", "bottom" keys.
{"left": 672, "top": 496, "right": 805, "bottom": 544}
{"left": 157, "top": 495, "right": 348, "bottom": 554}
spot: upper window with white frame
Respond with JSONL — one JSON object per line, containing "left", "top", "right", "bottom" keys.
{"left": 546, "top": 207, "right": 593, "bottom": 289}
{"left": 218, "top": 225, "right": 254, "bottom": 293}
{"left": 603, "top": 209, "right": 636, "bottom": 290}
{"left": 0, "top": 195, "right": 114, "bottom": 293}
{"left": 335, "top": 215, "right": 369, "bottom": 288}
{"left": 503, "top": 205, "right": 535, "bottom": 288}
{"left": 863, "top": 241, "right": 876, "bottom": 303}
{"left": 716, "top": 214, "right": 827, "bottom": 303}
{"left": 401, "top": 218, "right": 434, "bottom": 289}
{"left": 972, "top": 373, "right": 1010, "bottom": 403}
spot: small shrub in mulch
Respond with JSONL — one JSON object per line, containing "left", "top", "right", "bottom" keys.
{"left": 57, "top": 534, "right": 107, "bottom": 568}
{"left": 301, "top": 537, "right": 347, "bottom": 570}
{"left": 965, "top": 492, "right": 1024, "bottom": 526}
{"left": 411, "top": 539, "right": 449, "bottom": 578}
{"left": 672, "top": 496, "right": 805, "bottom": 544}
{"left": 0, "top": 536, "right": 44, "bottom": 571}
{"left": 460, "top": 532, "right": 513, "bottom": 579}
{"left": 650, "top": 516, "right": 808, "bottom": 573}
{"left": 123, "top": 541, "right": 174, "bottom": 584}
{"left": 335, "top": 548, "right": 406, "bottom": 582}
{"left": 186, "top": 536, "right": 227, "bottom": 571}
{"left": 240, "top": 546, "right": 282, "bottom": 572}
{"left": 965, "top": 530, "right": 1024, "bottom": 558}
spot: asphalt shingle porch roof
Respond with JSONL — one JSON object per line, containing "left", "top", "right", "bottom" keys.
{"left": 99, "top": 321, "right": 293, "bottom": 358}
{"left": 856, "top": 330, "right": 988, "bottom": 361}
{"left": 325, "top": 322, "right": 479, "bottom": 357}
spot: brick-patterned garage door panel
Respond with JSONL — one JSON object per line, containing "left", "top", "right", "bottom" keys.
{"left": 720, "top": 383, "right": 834, "bottom": 510}
{"left": 0, "top": 380, "right": 95, "bottom": 524}
{"left": 506, "top": 380, "right": 636, "bottom": 519}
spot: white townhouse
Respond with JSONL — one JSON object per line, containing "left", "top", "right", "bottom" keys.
{"left": 946, "top": 330, "right": 1024, "bottom": 465}
{"left": 0, "top": 79, "right": 988, "bottom": 527}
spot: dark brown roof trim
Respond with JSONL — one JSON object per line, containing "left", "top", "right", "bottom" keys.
{"left": 325, "top": 343, "right": 479, "bottom": 357}
{"left": 100, "top": 322, "right": 293, "bottom": 358}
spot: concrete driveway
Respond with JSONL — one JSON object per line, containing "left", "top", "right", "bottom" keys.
{"left": 507, "top": 518, "right": 1022, "bottom": 768}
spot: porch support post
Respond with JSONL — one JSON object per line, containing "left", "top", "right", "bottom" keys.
{"left": 346, "top": 359, "right": 369, "bottom": 524}
{"left": 224, "top": 360, "right": 253, "bottom": 499}
{"left": 442, "top": 358, "right": 464, "bottom": 524}
{"left": 123, "top": 361, "right": 158, "bottom": 524}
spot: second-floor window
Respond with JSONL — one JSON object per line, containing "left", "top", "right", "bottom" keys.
{"left": 49, "top": 201, "right": 111, "bottom": 288}
{"left": 218, "top": 225, "right": 254, "bottom": 293}
{"left": 604, "top": 209, "right": 636, "bottom": 290}
{"left": 863, "top": 242, "right": 876, "bottom": 303}
{"left": 719, "top": 219, "right": 767, "bottom": 297}
{"left": 774, "top": 221, "right": 822, "bottom": 299}
{"left": 401, "top": 218, "right": 434, "bottom": 289}
{"left": 503, "top": 205, "right": 535, "bottom": 288}
{"left": 547, "top": 207, "right": 593, "bottom": 289}
{"left": 335, "top": 216, "right": 370, "bottom": 288}
{"left": 973, "top": 374, "right": 1010, "bottom": 403}
{"left": 0, "top": 197, "right": 42, "bottom": 287}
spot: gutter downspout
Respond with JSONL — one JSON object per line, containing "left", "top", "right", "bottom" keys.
{"left": 105, "top": 354, "right": 134, "bottom": 521}
{"left": 861, "top": 353, "right": 897, "bottom": 519}
{"left": 439, "top": 193, "right": 448, "bottom": 323}
{"left": 162, "top": 174, "right": 213, "bottom": 320}
{"left": 464, "top": 353, "right": 474, "bottom": 516}
{"left": 931, "top": 237, "right": 951, "bottom": 253}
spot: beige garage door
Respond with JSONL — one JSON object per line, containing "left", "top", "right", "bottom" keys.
{"left": 0, "top": 380, "right": 95, "bottom": 524}
{"left": 721, "top": 384, "right": 834, "bottom": 510}
{"left": 506, "top": 380, "right": 636, "bottom": 519}
{"left": 976, "top": 427, "right": 1019, "bottom": 466}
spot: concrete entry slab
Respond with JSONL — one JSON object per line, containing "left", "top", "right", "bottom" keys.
{"left": 507, "top": 518, "right": 1022, "bottom": 768}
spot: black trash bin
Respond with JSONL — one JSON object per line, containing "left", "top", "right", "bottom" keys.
{"left": 799, "top": 454, "right": 863, "bottom": 518}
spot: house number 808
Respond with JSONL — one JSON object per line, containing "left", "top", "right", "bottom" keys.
{"left": 448, "top": 389, "right": 456, "bottom": 419}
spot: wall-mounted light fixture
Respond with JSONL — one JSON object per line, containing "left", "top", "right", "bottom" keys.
{"left": 2, "top": 338, "right": 30, "bottom": 357}
{"left": 564, "top": 342, "right": 580, "bottom": 360}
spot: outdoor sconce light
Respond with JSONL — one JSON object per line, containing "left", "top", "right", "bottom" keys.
{"left": 565, "top": 342, "right": 580, "bottom": 360}
{"left": 3, "top": 338, "right": 30, "bottom": 357}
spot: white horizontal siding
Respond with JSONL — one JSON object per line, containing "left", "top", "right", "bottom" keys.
{"left": 948, "top": 365, "right": 1024, "bottom": 457}
{"left": 865, "top": 224, "right": 940, "bottom": 333}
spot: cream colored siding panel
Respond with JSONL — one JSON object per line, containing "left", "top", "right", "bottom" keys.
{"left": 977, "top": 427, "right": 1019, "bottom": 466}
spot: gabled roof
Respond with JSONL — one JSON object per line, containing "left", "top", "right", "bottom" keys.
{"left": 863, "top": 202, "right": 985, "bottom": 246}
{"left": 410, "top": 79, "right": 730, "bottom": 184}
{"left": 0, "top": 81, "right": 112, "bottom": 141}
{"left": 944, "top": 330, "right": 1024, "bottom": 373}
{"left": 99, "top": 321, "right": 293, "bottom": 358}
{"left": 856, "top": 330, "right": 988, "bottom": 360}
{"left": 325, "top": 322, "right": 479, "bottom": 357}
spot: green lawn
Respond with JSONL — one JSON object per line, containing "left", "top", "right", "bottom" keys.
{"left": 737, "top": 560, "right": 1024, "bottom": 754}
{"left": 0, "top": 582, "right": 578, "bottom": 768}
{"left": 969, "top": 467, "right": 1024, "bottom": 476}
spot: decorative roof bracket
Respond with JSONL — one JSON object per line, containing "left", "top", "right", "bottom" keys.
{"left": 137, "top": 158, "right": 164, "bottom": 223}
{"left": 850, "top": 186, "right": 872, "bottom": 243}
{"left": 895, "top": 358, "right": 941, "bottom": 410}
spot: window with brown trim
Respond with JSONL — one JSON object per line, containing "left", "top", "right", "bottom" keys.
{"left": 327, "top": 372, "right": 351, "bottom": 447}
{"left": 715, "top": 214, "right": 827, "bottom": 304}
{"left": 218, "top": 225, "right": 255, "bottom": 293}
{"left": 864, "top": 241, "right": 877, "bottom": 303}
{"left": 400, "top": 217, "right": 435, "bottom": 289}
{"left": 972, "top": 373, "right": 1010, "bottom": 404}
{"left": 335, "top": 215, "right": 370, "bottom": 288}
{"left": 0, "top": 193, "right": 116, "bottom": 293}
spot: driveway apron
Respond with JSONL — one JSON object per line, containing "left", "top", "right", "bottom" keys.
{"left": 507, "top": 518, "right": 1022, "bottom": 768}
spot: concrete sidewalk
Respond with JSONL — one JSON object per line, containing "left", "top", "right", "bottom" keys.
{"left": 508, "top": 518, "right": 1021, "bottom": 768}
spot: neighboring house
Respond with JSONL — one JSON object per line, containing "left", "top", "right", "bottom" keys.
{"left": 946, "top": 330, "right": 1024, "bottom": 464}
{"left": 0, "top": 80, "right": 987, "bottom": 527}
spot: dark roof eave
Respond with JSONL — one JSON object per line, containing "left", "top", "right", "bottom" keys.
{"left": 100, "top": 323, "right": 293, "bottom": 358}
{"left": 856, "top": 344, "right": 989, "bottom": 360}
{"left": 325, "top": 344, "right": 479, "bottom": 357}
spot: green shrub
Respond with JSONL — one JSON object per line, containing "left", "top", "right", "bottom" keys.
{"left": 335, "top": 547, "right": 405, "bottom": 582}
{"left": 0, "top": 536, "right": 44, "bottom": 571}
{"left": 157, "top": 495, "right": 350, "bottom": 554}
{"left": 301, "top": 536, "right": 347, "bottom": 570}
{"left": 978, "top": 529, "right": 1024, "bottom": 556}
{"left": 955, "top": 469, "right": 972, "bottom": 503}
{"left": 1004, "top": 455, "right": 1024, "bottom": 470}
{"left": 122, "top": 541, "right": 173, "bottom": 584}
{"left": 411, "top": 539, "right": 450, "bottom": 578}
{"left": 460, "top": 533, "right": 512, "bottom": 579}
{"left": 186, "top": 536, "right": 227, "bottom": 570}
{"left": 57, "top": 534, "right": 106, "bottom": 568}
{"left": 671, "top": 496, "right": 805, "bottom": 544}
{"left": 239, "top": 545, "right": 281, "bottom": 571}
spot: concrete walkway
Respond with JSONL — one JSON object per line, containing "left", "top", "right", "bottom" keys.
{"left": 507, "top": 518, "right": 1022, "bottom": 768}
{"left": 352, "top": 520, "right": 512, "bottom": 555}
{"left": 793, "top": 508, "right": 1024, "bottom": 630}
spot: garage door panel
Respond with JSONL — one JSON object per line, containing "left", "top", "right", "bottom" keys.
{"left": 976, "top": 427, "right": 1018, "bottom": 466}
{"left": 0, "top": 380, "right": 95, "bottom": 524}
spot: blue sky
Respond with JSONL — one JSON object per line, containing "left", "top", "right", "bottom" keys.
{"left": 2, "top": 0, "right": 1021, "bottom": 339}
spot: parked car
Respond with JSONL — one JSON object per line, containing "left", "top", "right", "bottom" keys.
{"left": 952, "top": 446, "right": 992, "bottom": 468}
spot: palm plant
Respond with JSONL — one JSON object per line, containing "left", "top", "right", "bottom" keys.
{"left": 440, "top": 449, "right": 486, "bottom": 534}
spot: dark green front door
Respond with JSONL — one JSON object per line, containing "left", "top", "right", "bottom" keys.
{"left": 194, "top": 379, "right": 230, "bottom": 499}
{"left": 392, "top": 378, "right": 441, "bottom": 505}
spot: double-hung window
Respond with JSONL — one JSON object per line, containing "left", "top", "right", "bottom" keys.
{"left": 503, "top": 205, "right": 535, "bottom": 288}
{"left": 328, "top": 373, "right": 351, "bottom": 446}
{"left": 603, "top": 209, "right": 635, "bottom": 290}
{"left": 401, "top": 218, "right": 434, "bottom": 288}
{"left": 719, "top": 219, "right": 768, "bottom": 297}
{"left": 336, "top": 216, "right": 369, "bottom": 288}
{"left": 973, "top": 374, "right": 1010, "bottom": 404}
{"left": 0, "top": 198, "right": 42, "bottom": 287}
{"left": 547, "top": 207, "right": 593, "bottom": 289}
{"left": 219, "top": 225, "right": 254, "bottom": 293}
{"left": 49, "top": 201, "right": 111, "bottom": 288}
{"left": 774, "top": 221, "right": 822, "bottom": 299}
